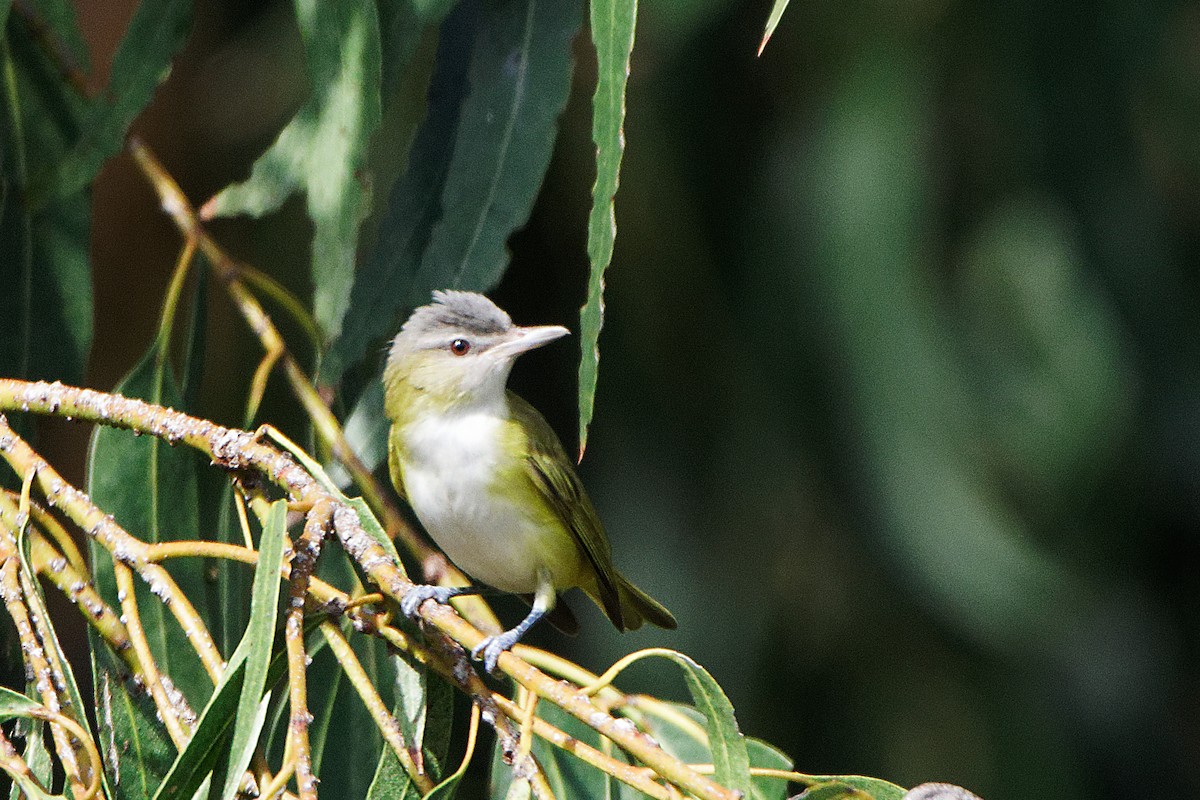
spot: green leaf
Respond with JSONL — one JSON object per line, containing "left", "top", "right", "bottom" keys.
{"left": 390, "top": 651, "right": 428, "bottom": 775}
{"left": 325, "top": 0, "right": 582, "bottom": 384}
{"left": 321, "top": 0, "right": 477, "bottom": 385}
{"left": 606, "top": 650, "right": 751, "bottom": 796}
{"left": 87, "top": 347, "right": 210, "bottom": 712}
{"left": 216, "top": 500, "right": 288, "bottom": 800}
{"left": 366, "top": 662, "right": 455, "bottom": 800}
{"left": 154, "top": 506, "right": 296, "bottom": 800}
{"left": 205, "top": 0, "right": 382, "bottom": 337}
{"left": 214, "top": 483, "right": 251, "bottom": 659}
{"left": 42, "top": 0, "right": 192, "bottom": 202}
{"left": 6, "top": 502, "right": 108, "bottom": 798}
{"left": 179, "top": 239, "right": 209, "bottom": 410}
{"left": 326, "top": 380, "right": 389, "bottom": 485}
{"left": 0, "top": 685, "right": 42, "bottom": 720}
{"left": 9, "top": 694, "right": 52, "bottom": 800}
{"left": 660, "top": 651, "right": 752, "bottom": 796}
{"left": 377, "top": 0, "right": 460, "bottom": 96}
{"left": 92, "top": 640, "right": 176, "bottom": 800}
{"left": 578, "top": 0, "right": 636, "bottom": 458}
{"left": 410, "top": 0, "right": 582, "bottom": 297}
{"left": 757, "top": 0, "right": 790, "bottom": 56}
{"left": 747, "top": 738, "right": 794, "bottom": 800}
{"left": 151, "top": 658, "right": 247, "bottom": 800}
{"left": 0, "top": 22, "right": 93, "bottom": 386}
{"left": 12, "top": 0, "right": 90, "bottom": 72}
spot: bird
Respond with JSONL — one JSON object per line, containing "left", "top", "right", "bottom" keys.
{"left": 383, "top": 290, "right": 676, "bottom": 672}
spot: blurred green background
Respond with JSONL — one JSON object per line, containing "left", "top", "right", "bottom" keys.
{"left": 68, "top": 0, "right": 1200, "bottom": 798}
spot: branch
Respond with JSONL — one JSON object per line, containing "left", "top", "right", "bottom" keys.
{"left": 0, "top": 380, "right": 740, "bottom": 800}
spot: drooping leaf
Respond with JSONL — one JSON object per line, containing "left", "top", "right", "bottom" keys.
{"left": 0, "top": 685, "right": 43, "bottom": 720}
{"left": 41, "top": 0, "right": 192, "bottom": 202}
{"left": 0, "top": 18, "right": 92, "bottom": 388}
{"left": 216, "top": 500, "right": 288, "bottom": 800}
{"left": 746, "top": 738, "right": 794, "bottom": 800}
{"left": 325, "top": 0, "right": 582, "bottom": 385}
{"left": 599, "top": 650, "right": 751, "bottom": 797}
{"left": 87, "top": 347, "right": 210, "bottom": 711}
{"left": 757, "top": 0, "right": 791, "bottom": 56}
{"left": 366, "top": 661, "right": 455, "bottom": 800}
{"left": 660, "top": 651, "right": 751, "bottom": 796}
{"left": 204, "top": 0, "right": 382, "bottom": 338}
{"left": 91, "top": 641, "right": 176, "bottom": 800}
{"left": 412, "top": 0, "right": 582, "bottom": 297}
{"left": 578, "top": 0, "right": 636, "bottom": 458}
{"left": 321, "top": 0, "right": 478, "bottom": 385}
{"left": 151, "top": 657, "right": 247, "bottom": 800}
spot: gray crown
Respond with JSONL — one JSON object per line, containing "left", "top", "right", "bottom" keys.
{"left": 402, "top": 290, "right": 513, "bottom": 338}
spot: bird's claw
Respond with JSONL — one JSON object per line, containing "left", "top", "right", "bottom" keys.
{"left": 471, "top": 630, "right": 520, "bottom": 674}
{"left": 401, "top": 585, "right": 459, "bottom": 619}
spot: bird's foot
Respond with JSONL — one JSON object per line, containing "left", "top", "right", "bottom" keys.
{"left": 401, "top": 585, "right": 462, "bottom": 619}
{"left": 471, "top": 629, "right": 521, "bottom": 675}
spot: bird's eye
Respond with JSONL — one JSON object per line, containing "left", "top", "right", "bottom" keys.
{"left": 450, "top": 338, "right": 471, "bottom": 356}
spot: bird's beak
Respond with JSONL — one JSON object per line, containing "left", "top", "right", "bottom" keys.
{"left": 489, "top": 325, "right": 570, "bottom": 359}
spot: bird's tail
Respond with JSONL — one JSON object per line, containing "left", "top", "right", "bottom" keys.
{"left": 614, "top": 573, "right": 677, "bottom": 631}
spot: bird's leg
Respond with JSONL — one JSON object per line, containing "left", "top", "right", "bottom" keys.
{"left": 472, "top": 571, "right": 555, "bottom": 674}
{"left": 400, "top": 584, "right": 482, "bottom": 618}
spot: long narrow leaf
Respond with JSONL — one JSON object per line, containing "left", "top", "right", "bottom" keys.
{"left": 410, "top": 0, "right": 582, "bottom": 296}
{"left": 599, "top": 650, "right": 751, "bottom": 796}
{"left": 578, "top": 0, "right": 637, "bottom": 458}
{"left": 322, "top": 0, "right": 478, "bottom": 385}
{"left": 151, "top": 658, "right": 247, "bottom": 800}
{"left": 92, "top": 643, "right": 176, "bottom": 800}
{"left": 87, "top": 348, "right": 210, "bottom": 710}
{"left": 217, "top": 500, "right": 288, "bottom": 800}
{"left": 757, "top": 0, "right": 791, "bottom": 56}
{"left": 0, "top": 19, "right": 92, "bottom": 388}
{"left": 0, "top": 686, "right": 43, "bottom": 720}
{"left": 204, "top": 0, "right": 382, "bottom": 337}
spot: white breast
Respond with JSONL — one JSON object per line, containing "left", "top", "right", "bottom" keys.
{"left": 400, "top": 409, "right": 545, "bottom": 593}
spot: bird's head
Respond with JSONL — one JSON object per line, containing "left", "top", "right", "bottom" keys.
{"left": 384, "top": 290, "right": 570, "bottom": 412}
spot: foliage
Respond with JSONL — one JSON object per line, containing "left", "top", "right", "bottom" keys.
{"left": 0, "top": 2, "right": 952, "bottom": 800}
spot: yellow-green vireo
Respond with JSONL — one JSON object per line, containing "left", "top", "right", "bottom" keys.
{"left": 384, "top": 291, "right": 676, "bottom": 672}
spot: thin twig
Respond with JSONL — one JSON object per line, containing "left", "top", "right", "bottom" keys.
{"left": 0, "top": 523, "right": 88, "bottom": 797}
{"left": 491, "top": 693, "right": 671, "bottom": 800}
{"left": 128, "top": 140, "right": 429, "bottom": 563}
{"left": 0, "top": 413, "right": 225, "bottom": 682}
{"left": 317, "top": 620, "right": 434, "bottom": 793}
{"left": 0, "top": 727, "right": 53, "bottom": 798}
{"left": 285, "top": 501, "right": 332, "bottom": 800}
